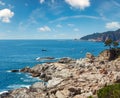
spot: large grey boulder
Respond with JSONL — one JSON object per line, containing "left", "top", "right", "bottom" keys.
{"left": 55, "top": 91, "right": 66, "bottom": 98}
{"left": 30, "top": 82, "right": 46, "bottom": 92}
{"left": 47, "top": 78, "right": 63, "bottom": 88}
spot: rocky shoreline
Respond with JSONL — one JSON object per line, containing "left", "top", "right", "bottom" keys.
{"left": 1, "top": 49, "right": 120, "bottom": 98}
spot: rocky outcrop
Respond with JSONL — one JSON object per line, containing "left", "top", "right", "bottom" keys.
{"left": 58, "top": 57, "right": 75, "bottom": 63}
{"left": 1, "top": 52, "right": 120, "bottom": 98}
{"left": 11, "top": 69, "right": 20, "bottom": 72}
{"left": 98, "top": 48, "right": 120, "bottom": 61}
{"left": 36, "top": 57, "right": 55, "bottom": 61}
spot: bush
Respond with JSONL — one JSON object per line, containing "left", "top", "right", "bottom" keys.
{"left": 88, "top": 96, "right": 93, "bottom": 98}
{"left": 97, "top": 84, "right": 120, "bottom": 98}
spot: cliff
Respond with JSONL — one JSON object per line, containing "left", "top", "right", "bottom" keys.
{"left": 80, "top": 29, "right": 120, "bottom": 42}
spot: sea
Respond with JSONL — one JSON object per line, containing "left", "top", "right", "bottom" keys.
{"left": 0, "top": 40, "right": 106, "bottom": 93}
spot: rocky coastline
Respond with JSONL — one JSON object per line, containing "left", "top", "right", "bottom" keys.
{"left": 1, "top": 49, "right": 120, "bottom": 98}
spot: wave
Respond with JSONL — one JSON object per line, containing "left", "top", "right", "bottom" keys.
{"left": 55, "top": 58, "right": 61, "bottom": 60}
{"left": 0, "top": 91, "right": 8, "bottom": 94}
{"left": 6, "top": 71, "right": 22, "bottom": 75}
{"left": 25, "top": 74, "right": 32, "bottom": 78}
{"left": 16, "top": 72, "right": 21, "bottom": 74}
{"left": 7, "top": 84, "right": 30, "bottom": 89}
{"left": 20, "top": 77, "right": 39, "bottom": 82}
{"left": 6, "top": 70, "right": 11, "bottom": 73}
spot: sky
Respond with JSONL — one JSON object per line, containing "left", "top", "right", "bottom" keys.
{"left": 0, "top": 0, "right": 120, "bottom": 39}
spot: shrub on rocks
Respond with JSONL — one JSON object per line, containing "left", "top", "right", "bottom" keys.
{"left": 97, "top": 83, "right": 120, "bottom": 98}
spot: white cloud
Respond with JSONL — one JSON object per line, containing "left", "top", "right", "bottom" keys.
{"left": 68, "top": 23, "right": 74, "bottom": 27}
{"left": 56, "top": 24, "right": 62, "bottom": 28}
{"left": 38, "top": 26, "right": 51, "bottom": 32}
{"left": 0, "top": 9, "right": 14, "bottom": 23}
{"left": 111, "top": 0, "right": 120, "bottom": 7}
{"left": 106, "top": 22, "right": 120, "bottom": 29}
{"left": 50, "top": 15, "right": 99, "bottom": 23}
{"left": 0, "top": 1, "right": 5, "bottom": 6}
{"left": 74, "top": 28, "right": 80, "bottom": 32}
{"left": 65, "top": 0, "right": 90, "bottom": 10}
{"left": 40, "top": 0, "right": 45, "bottom": 4}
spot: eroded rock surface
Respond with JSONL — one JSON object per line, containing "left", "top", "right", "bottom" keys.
{"left": 1, "top": 55, "right": 120, "bottom": 98}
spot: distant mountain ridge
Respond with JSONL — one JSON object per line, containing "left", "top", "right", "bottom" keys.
{"left": 80, "top": 29, "right": 120, "bottom": 42}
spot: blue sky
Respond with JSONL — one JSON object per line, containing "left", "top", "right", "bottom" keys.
{"left": 0, "top": 0, "right": 120, "bottom": 39}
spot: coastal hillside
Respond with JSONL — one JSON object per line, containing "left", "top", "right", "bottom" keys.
{"left": 80, "top": 29, "right": 120, "bottom": 42}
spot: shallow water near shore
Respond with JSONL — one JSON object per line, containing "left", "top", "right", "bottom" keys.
{"left": 0, "top": 40, "right": 106, "bottom": 92}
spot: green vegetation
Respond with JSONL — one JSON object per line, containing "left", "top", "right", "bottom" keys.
{"left": 104, "top": 39, "right": 119, "bottom": 49}
{"left": 104, "top": 39, "right": 113, "bottom": 49}
{"left": 88, "top": 96, "right": 93, "bottom": 98}
{"left": 113, "top": 41, "right": 119, "bottom": 48}
{"left": 97, "top": 84, "right": 120, "bottom": 98}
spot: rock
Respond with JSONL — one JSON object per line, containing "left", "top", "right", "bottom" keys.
{"left": 50, "top": 94, "right": 56, "bottom": 98}
{"left": 41, "top": 49, "right": 47, "bottom": 51}
{"left": 11, "top": 69, "right": 19, "bottom": 72}
{"left": 47, "top": 78, "right": 63, "bottom": 88}
{"left": 31, "top": 73, "right": 40, "bottom": 77}
{"left": 0, "top": 92, "right": 10, "bottom": 98}
{"left": 55, "top": 69, "right": 72, "bottom": 78}
{"left": 58, "top": 57, "right": 73, "bottom": 63}
{"left": 98, "top": 49, "right": 120, "bottom": 61}
{"left": 40, "top": 72, "right": 46, "bottom": 78}
{"left": 30, "top": 82, "right": 46, "bottom": 92}
{"left": 114, "top": 73, "right": 120, "bottom": 83}
{"left": 68, "top": 87, "right": 81, "bottom": 96}
{"left": 3, "top": 49, "right": 120, "bottom": 98}
{"left": 81, "top": 92, "right": 93, "bottom": 97}
{"left": 20, "top": 66, "right": 31, "bottom": 73}
{"left": 86, "top": 52, "right": 94, "bottom": 59}
{"left": 73, "top": 95, "right": 85, "bottom": 98}
{"left": 99, "top": 68, "right": 108, "bottom": 74}
{"left": 55, "top": 91, "right": 66, "bottom": 98}
{"left": 31, "top": 64, "right": 43, "bottom": 73}
{"left": 86, "top": 53, "right": 94, "bottom": 63}
{"left": 36, "top": 57, "right": 54, "bottom": 61}
{"left": 61, "top": 89, "right": 70, "bottom": 97}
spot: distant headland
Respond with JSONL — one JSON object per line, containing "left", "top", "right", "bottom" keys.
{"left": 80, "top": 29, "right": 120, "bottom": 42}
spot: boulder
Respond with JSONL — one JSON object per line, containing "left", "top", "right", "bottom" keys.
{"left": 54, "top": 69, "right": 72, "bottom": 78}
{"left": 11, "top": 69, "right": 19, "bottom": 72}
{"left": 55, "top": 91, "right": 66, "bottom": 98}
{"left": 86, "top": 53, "right": 94, "bottom": 59}
{"left": 20, "top": 66, "right": 31, "bottom": 73}
{"left": 86, "top": 53, "right": 94, "bottom": 63}
{"left": 68, "top": 87, "right": 81, "bottom": 96}
{"left": 98, "top": 49, "right": 120, "bottom": 61}
{"left": 50, "top": 94, "right": 56, "bottom": 98}
{"left": 47, "top": 78, "right": 63, "bottom": 88}
{"left": 30, "top": 82, "right": 46, "bottom": 92}
{"left": 36, "top": 57, "right": 55, "bottom": 61}
{"left": 73, "top": 95, "right": 85, "bottom": 98}
{"left": 58, "top": 57, "right": 73, "bottom": 63}
{"left": 31, "top": 73, "right": 40, "bottom": 77}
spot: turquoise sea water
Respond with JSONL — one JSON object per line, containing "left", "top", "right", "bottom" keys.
{"left": 0, "top": 40, "right": 106, "bottom": 92}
